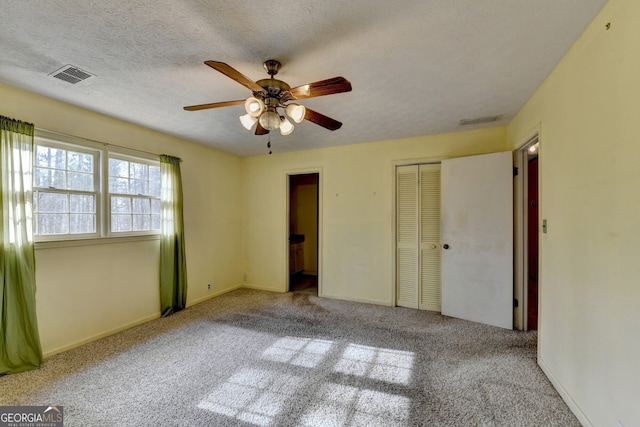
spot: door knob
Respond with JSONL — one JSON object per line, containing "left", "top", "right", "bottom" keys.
{"left": 443, "top": 244, "right": 450, "bottom": 249}
{"left": 431, "top": 244, "right": 437, "bottom": 249}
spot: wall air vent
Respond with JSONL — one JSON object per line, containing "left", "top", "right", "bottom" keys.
{"left": 459, "top": 115, "right": 502, "bottom": 126}
{"left": 49, "top": 65, "right": 94, "bottom": 84}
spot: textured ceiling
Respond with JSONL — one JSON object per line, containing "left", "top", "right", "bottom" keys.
{"left": 0, "top": 0, "right": 608, "bottom": 157}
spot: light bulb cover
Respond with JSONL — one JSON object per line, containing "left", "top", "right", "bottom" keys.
{"left": 239, "top": 113, "right": 258, "bottom": 130}
{"left": 285, "top": 103, "right": 306, "bottom": 123}
{"left": 259, "top": 109, "right": 281, "bottom": 130}
{"left": 244, "top": 97, "right": 265, "bottom": 117}
{"left": 279, "top": 116, "right": 294, "bottom": 135}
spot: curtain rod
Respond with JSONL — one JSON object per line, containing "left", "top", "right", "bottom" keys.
{"left": 35, "top": 127, "right": 180, "bottom": 160}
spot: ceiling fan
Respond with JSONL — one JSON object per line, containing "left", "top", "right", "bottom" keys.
{"left": 184, "top": 60, "right": 352, "bottom": 138}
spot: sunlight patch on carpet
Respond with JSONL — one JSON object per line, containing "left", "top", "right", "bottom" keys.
{"left": 333, "top": 344, "right": 415, "bottom": 385}
{"left": 301, "top": 383, "right": 411, "bottom": 426}
{"left": 198, "top": 367, "right": 304, "bottom": 426}
{"left": 261, "top": 336, "right": 335, "bottom": 368}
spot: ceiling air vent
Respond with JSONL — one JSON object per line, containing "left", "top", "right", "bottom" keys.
{"left": 459, "top": 115, "right": 502, "bottom": 126}
{"left": 49, "top": 65, "right": 94, "bottom": 84}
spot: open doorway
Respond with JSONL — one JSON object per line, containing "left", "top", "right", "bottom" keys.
{"left": 515, "top": 135, "right": 540, "bottom": 331}
{"left": 288, "top": 173, "right": 319, "bottom": 295}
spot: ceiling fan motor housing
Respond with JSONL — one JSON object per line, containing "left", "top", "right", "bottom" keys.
{"left": 255, "top": 78, "right": 291, "bottom": 100}
{"left": 263, "top": 59, "right": 281, "bottom": 76}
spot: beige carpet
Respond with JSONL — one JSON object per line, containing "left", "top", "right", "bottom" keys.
{"left": 0, "top": 289, "right": 579, "bottom": 426}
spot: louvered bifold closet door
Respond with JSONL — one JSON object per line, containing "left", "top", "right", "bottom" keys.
{"left": 419, "top": 164, "right": 442, "bottom": 311}
{"left": 396, "top": 165, "right": 419, "bottom": 308}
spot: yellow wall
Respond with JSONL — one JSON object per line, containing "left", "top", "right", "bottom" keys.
{"left": 1, "top": 82, "right": 245, "bottom": 356}
{"left": 507, "top": 0, "right": 640, "bottom": 425}
{"left": 242, "top": 127, "right": 508, "bottom": 304}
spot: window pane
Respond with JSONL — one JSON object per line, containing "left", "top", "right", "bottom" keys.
{"left": 38, "top": 214, "right": 68, "bottom": 234}
{"left": 149, "top": 181, "right": 160, "bottom": 197}
{"left": 68, "top": 151, "right": 93, "bottom": 173}
{"left": 37, "top": 192, "right": 68, "bottom": 213}
{"left": 133, "top": 198, "right": 150, "bottom": 214}
{"left": 36, "top": 146, "right": 65, "bottom": 169}
{"left": 133, "top": 215, "right": 150, "bottom": 231}
{"left": 111, "top": 214, "right": 132, "bottom": 232}
{"left": 70, "top": 194, "right": 95, "bottom": 213}
{"left": 35, "top": 168, "right": 65, "bottom": 189}
{"left": 151, "top": 199, "right": 160, "bottom": 214}
{"left": 151, "top": 214, "right": 160, "bottom": 230}
{"left": 68, "top": 172, "right": 93, "bottom": 191}
{"left": 130, "top": 162, "right": 148, "bottom": 180}
{"left": 109, "top": 158, "right": 129, "bottom": 178}
{"left": 149, "top": 166, "right": 160, "bottom": 182}
{"left": 70, "top": 214, "right": 96, "bottom": 234}
{"left": 111, "top": 196, "right": 131, "bottom": 213}
{"left": 109, "top": 177, "right": 129, "bottom": 194}
{"left": 131, "top": 179, "right": 148, "bottom": 195}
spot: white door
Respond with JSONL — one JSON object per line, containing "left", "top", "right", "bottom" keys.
{"left": 396, "top": 165, "right": 419, "bottom": 308}
{"left": 418, "top": 164, "right": 442, "bottom": 311}
{"left": 441, "top": 151, "right": 513, "bottom": 329}
{"left": 396, "top": 164, "right": 441, "bottom": 311}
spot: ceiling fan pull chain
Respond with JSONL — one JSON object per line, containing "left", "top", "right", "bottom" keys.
{"left": 267, "top": 135, "right": 272, "bottom": 155}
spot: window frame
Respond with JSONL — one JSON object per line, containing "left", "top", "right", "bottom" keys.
{"left": 105, "top": 152, "right": 161, "bottom": 238}
{"left": 33, "top": 137, "right": 101, "bottom": 241}
{"left": 33, "top": 131, "right": 161, "bottom": 243}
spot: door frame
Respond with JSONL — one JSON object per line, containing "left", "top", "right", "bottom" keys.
{"left": 514, "top": 129, "right": 540, "bottom": 331}
{"left": 285, "top": 168, "right": 323, "bottom": 296}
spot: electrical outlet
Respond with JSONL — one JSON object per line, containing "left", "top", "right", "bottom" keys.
{"left": 207, "top": 282, "right": 211, "bottom": 290}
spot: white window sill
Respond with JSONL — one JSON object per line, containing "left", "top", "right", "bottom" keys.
{"left": 35, "top": 234, "right": 160, "bottom": 250}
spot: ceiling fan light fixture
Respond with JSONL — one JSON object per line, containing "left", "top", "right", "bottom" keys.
{"left": 239, "top": 113, "right": 258, "bottom": 130}
{"left": 259, "top": 109, "right": 281, "bottom": 131}
{"left": 279, "top": 116, "right": 294, "bottom": 136}
{"left": 286, "top": 103, "right": 306, "bottom": 123}
{"left": 244, "top": 97, "right": 265, "bottom": 117}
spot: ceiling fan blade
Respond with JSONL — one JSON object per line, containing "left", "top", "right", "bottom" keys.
{"left": 255, "top": 122, "right": 269, "bottom": 135}
{"left": 205, "top": 61, "right": 266, "bottom": 94}
{"left": 289, "top": 77, "right": 352, "bottom": 99}
{"left": 183, "top": 99, "right": 244, "bottom": 111}
{"left": 304, "top": 108, "right": 343, "bottom": 131}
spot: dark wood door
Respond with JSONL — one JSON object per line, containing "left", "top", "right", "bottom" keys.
{"left": 527, "top": 156, "right": 539, "bottom": 330}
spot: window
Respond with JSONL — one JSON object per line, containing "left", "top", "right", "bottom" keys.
{"left": 33, "top": 143, "right": 98, "bottom": 238}
{"left": 108, "top": 156, "right": 161, "bottom": 233}
{"left": 33, "top": 135, "right": 160, "bottom": 241}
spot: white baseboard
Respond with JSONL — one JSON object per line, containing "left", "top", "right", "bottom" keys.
{"left": 188, "top": 284, "right": 243, "bottom": 306}
{"left": 40, "top": 286, "right": 387, "bottom": 359}
{"left": 43, "top": 312, "right": 160, "bottom": 358}
{"left": 538, "top": 357, "right": 592, "bottom": 427}
{"left": 241, "top": 283, "right": 287, "bottom": 293}
{"left": 44, "top": 285, "right": 245, "bottom": 358}
{"left": 319, "top": 292, "right": 393, "bottom": 307}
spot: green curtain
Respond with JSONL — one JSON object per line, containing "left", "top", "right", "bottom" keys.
{"left": 0, "top": 116, "right": 43, "bottom": 375}
{"left": 159, "top": 155, "right": 187, "bottom": 317}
